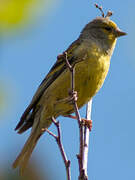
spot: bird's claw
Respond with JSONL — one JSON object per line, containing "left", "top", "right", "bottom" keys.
{"left": 64, "top": 115, "right": 92, "bottom": 131}
{"left": 82, "top": 118, "right": 92, "bottom": 131}
{"left": 68, "top": 90, "right": 78, "bottom": 102}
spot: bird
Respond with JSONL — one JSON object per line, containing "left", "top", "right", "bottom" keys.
{"left": 12, "top": 10, "right": 126, "bottom": 174}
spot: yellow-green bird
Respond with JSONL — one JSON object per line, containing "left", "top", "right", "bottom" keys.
{"left": 13, "top": 12, "right": 126, "bottom": 174}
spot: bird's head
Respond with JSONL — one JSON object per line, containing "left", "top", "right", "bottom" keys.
{"left": 80, "top": 17, "right": 126, "bottom": 43}
{"left": 80, "top": 5, "right": 126, "bottom": 46}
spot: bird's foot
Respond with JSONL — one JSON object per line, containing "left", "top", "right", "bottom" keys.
{"left": 82, "top": 118, "right": 92, "bottom": 131}
{"left": 68, "top": 90, "right": 78, "bottom": 102}
{"left": 65, "top": 115, "right": 92, "bottom": 131}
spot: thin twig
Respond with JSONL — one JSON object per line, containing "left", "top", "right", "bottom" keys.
{"left": 46, "top": 117, "right": 71, "bottom": 180}
{"left": 63, "top": 52, "right": 85, "bottom": 179}
{"left": 95, "top": 3, "right": 104, "bottom": 17}
{"left": 64, "top": 52, "right": 82, "bottom": 124}
{"left": 45, "top": 128, "right": 57, "bottom": 139}
{"left": 95, "top": 3, "right": 113, "bottom": 18}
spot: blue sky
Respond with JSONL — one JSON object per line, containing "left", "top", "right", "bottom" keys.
{"left": 0, "top": 0, "right": 135, "bottom": 179}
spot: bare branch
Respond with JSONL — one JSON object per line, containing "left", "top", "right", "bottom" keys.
{"left": 46, "top": 117, "right": 71, "bottom": 180}
{"left": 63, "top": 51, "right": 87, "bottom": 180}
{"left": 82, "top": 100, "right": 92, "bottom": 179}
{"left": 105, "top": 11, "right": 113, "bottom": 18}
{"left": 45, "top": 128, "right": 57, "bottom": 139}
{"left": 95, "top": 3, "right": 104, "bottom": 17}
{"left": 95, "top": 3, "right": 113, "bottom": 18}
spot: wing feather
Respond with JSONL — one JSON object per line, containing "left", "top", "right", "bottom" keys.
{"left": 15, "top": 39, "right": 81, "bottom": 131}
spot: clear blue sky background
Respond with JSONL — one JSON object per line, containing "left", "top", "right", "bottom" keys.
{"left": 0, "top": 0, "right": 135, "bottom": 179}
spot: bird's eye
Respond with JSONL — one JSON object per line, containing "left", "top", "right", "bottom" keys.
{"left": 104, "top": 27, "right": 112, "bottom": 31}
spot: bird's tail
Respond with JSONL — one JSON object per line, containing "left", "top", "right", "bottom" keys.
{"left": 12, "top": 120, "right": 43, "bottom": 175}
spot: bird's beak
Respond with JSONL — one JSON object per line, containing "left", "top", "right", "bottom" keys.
{"left": 115, "top": 28, "right": 127, "bottom": 37}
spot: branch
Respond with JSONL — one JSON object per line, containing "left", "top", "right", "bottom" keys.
{"left": 82, "top": 100, "right": 92, "bottom": 179}
{"left": 46, "top": 51, "right": 92, "bottom": 180}
{"left": 45, "top": 117, "right": 71, "bottom": 180}
{"left": 63, "top": 52, "right": 89, "bottom": 180}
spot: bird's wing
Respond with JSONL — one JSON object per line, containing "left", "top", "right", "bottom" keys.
{"left": 15, "top": 39, "right": 81, "bottom": 130}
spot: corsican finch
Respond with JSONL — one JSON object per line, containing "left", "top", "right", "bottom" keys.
{"left": 13, "top": 10, "right": 126, "bottom": 174}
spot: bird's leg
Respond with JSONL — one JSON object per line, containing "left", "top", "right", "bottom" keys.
{"left": 69, "top": 90, "right": 78, "bottom": 102}
{"left": 66, "top": 90, "right": 78, "bottom": 104}
{"left": 64, "top": 115, "right": 92, "bottom": 131}
{"left": 65, "top": 90, "right": 92, "bottom": 131}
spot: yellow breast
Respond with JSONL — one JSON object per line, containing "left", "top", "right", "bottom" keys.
{"left": 74, "top": 50, "right": 111, "bottom": 108}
